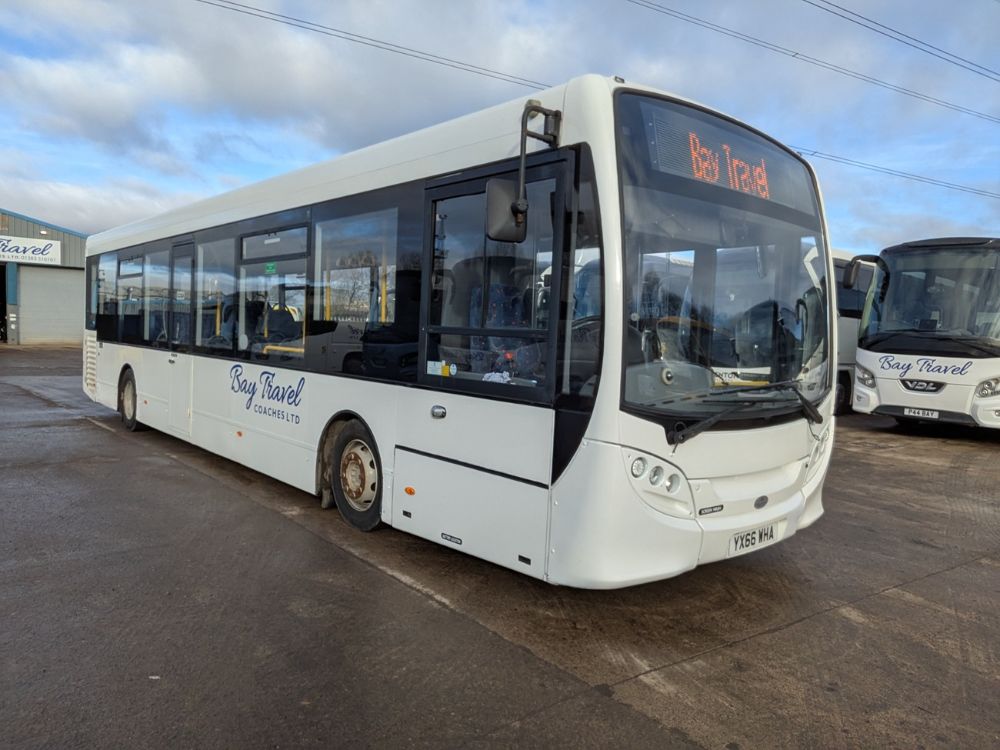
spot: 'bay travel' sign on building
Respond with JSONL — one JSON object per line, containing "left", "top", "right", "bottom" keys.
{"left": 0, "top": 235, "right": 63, "bottom": 266}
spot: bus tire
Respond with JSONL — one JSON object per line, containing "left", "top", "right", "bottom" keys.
{"left": 330, "top": 420, "right": 383, "bottom": 532}
{"left": 118, "top": 368, "right": 145, "bottom": 432}
{"left": 834, "top": 374, "right": 852, "bottom": 416}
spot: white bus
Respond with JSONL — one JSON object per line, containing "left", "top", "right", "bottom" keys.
{"left": 83, "top": 75, "right": 836, "bottom": 588}
{"left": 845, "top": 237, "right": 1000, "bottom": 429}
{"left": 832, "top": 249, "right": 874, "bottom": 414}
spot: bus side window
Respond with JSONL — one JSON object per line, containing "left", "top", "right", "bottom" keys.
{"left": 117, "top": 254, "right": 144, "bottom": 344}
{"left": 143, "top": 249, "right": 170, "bottom": 347}
{"left": 312, "top": 207, "right": 399, "bottom": 376}
{"left": 237, "top": 227, "right": 308, "bottom": 360}
{"left": 195, "top": 238, "right": 236, "bottom": 353}
{"left": 96, "top": 252, "right": 119, "bottom": 341}
{"left": 85, "top": 256, "right": 98, "bottom": 331}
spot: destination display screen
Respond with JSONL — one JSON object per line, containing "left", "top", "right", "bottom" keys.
{"left": 626, "top": 95, "right": 818, "bottom": 216}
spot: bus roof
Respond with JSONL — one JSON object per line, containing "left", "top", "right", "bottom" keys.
{"left": 83, "top": 75, "right": 749, "bottom": 257}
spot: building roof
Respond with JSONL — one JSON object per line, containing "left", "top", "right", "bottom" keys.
{"left": 1, "top": 207, "right": 88, "bottom": 239}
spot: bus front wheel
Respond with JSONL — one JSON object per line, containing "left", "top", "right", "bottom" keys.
{"left": 330, "top": 420, "right": 383, "bottom": 532}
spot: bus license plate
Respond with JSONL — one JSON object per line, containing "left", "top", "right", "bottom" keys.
{"left": 904, "top": 407, "right": 939, "bottom": 419}
{"left": 729, "top": 522, "right": 780, "bottom": 557}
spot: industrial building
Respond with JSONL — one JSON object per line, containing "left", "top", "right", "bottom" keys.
{"left": 1, "top": 209, "right": 86, "bottom": 345}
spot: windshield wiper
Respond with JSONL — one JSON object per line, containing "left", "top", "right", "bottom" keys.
{"left": 943, "top": 335, "right": 1000, "bottom": 358}
{"left": 863, "top": 330, "right": 1000, "bottom": 357}
{"left": 667, "top": 401, "right": 760, "bottom": 445}
{"left": 654, "top": 379, "right": 818, "bottom": 410}
{"left": 659, "top": 380, "right": 823, "bottom": 439}
{"left": 750, "top": 381, "right": 824, "bottom": 424}
{"left": 862, "top": 330, "right": 921, "bottom": 347}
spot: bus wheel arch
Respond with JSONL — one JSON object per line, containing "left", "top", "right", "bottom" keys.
{"left": 316, "top": 413, "right": 384, "bottom": 531}
{"left": 117, "top": 366, "right": 144, "bottom": 432}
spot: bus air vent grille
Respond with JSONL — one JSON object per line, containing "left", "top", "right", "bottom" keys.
{"left": 84, "top": 337, "right": 97, "bottom": 395}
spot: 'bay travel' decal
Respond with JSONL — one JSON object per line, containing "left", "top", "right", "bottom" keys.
{"left": 877, "top": 355, "right": 973, "bottom": 379}
{"left": 229, "top": 364, "right": 305, "bottom": 424}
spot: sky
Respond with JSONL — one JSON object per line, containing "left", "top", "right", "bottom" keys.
{"left": 0, "top": 0, "right": 997, "bottom": 253}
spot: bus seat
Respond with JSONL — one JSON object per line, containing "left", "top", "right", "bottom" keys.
{"left": 469, "top": 283, "right": 526, "bottom": 329}
{"left": 148, "top": 310, "right": 165, "bottom": 343}
{"left": 267, "top": 309, "right": 300, "bottom": 342}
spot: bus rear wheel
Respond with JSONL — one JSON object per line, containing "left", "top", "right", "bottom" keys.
{"left": 330, "top": 420, "right": 383, "bottom": 532}
{"left": 118, "top": 369, "right": 145, "bottom": 432}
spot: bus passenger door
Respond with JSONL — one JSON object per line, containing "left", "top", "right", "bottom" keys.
{"left": 168, "top": 243, "right": 194, "bottom": 437}
{"left": 392, "top": 162, "right": 567, "bottom": 580}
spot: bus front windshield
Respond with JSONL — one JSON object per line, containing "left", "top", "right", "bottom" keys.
{"left": 617, "top": 94, "right": 831, "bottom": 420}
{"left": 860, "top": 245, "right": 1000, "bottom": 358}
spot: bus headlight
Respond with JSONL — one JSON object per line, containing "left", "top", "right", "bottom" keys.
{"left": 976, "top": 377, "right": 999, "bottom": 398}
{"left": 622, "top": 449, "right": 694, "bottom": 518}
{"left": 856, "top": 365, "right": 876, "bottom": 389}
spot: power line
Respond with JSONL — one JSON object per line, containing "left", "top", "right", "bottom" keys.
{"left": 625, "top": 0, "right": 1000, "bottom": 126}
{"left": 193, "top": 0, "right": 998, "bottom": 201}
{"left": 800, "top": 0, "right": 1000, "bottom": 83}
{"left": 791, "top": 148, "right": 1000, "bottom": 199}
{"left": 193, "top": 0, "right": 548, "bottom": 90}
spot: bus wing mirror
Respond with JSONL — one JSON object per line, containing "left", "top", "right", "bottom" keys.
{"left": 485, "top": 101, "right": 561, "bottom": 244}
{"left": 843, "top": 254, "right": 880, "bottom": 289}
{"left": 486, "top": 178, "right": 527, "bottom": 243}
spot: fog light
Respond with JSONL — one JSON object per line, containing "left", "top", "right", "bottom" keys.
{"left": 630, "top": 457, "right": 647, "bottom": 478}
{"left": 649, "top": 466, "right": 664, "bottom": 486}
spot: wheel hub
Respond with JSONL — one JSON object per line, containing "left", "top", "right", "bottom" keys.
{"left": 124, "top": 381, "right": 135, "bottom": 421}
{"left": 339, "top": 439, "right": 377, "bottom": 511}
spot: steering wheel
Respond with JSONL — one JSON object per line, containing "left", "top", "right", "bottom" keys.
{"left": 571, "top": 315, "right": 602, "bottom": 344}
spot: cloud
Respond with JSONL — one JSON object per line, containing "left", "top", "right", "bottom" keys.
{"left": 0, "top": 0, "right": 996, "bottom": 240}
{"left": 0, "top": 174, "right": 204, "bottom": 236}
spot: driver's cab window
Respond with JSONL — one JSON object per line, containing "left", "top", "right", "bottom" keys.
{"left": 427, "top": 178, "right": 555, "bottom": 393}
{"left": 628, "top": 238, "right": 827, "bottom": 391}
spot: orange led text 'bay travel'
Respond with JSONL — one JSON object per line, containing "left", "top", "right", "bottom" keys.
{"left": 688, "top": 132, "right": 770, "bottom": 199}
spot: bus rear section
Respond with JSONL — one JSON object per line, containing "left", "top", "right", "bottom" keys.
{"left": 849, "top": 237, "right": 1000, "bottom": 429}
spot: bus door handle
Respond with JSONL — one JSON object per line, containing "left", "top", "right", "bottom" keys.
{"left": 430, "top": 405, "right": 447, "bottom": 419}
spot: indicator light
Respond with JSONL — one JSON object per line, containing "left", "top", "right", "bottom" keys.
{"left": 665, "top": 474, "right": 681, "bottom": 494}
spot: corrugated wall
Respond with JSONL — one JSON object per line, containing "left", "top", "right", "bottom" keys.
{"left": 0, "top": 210, "right": 87, "bottom": 269}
